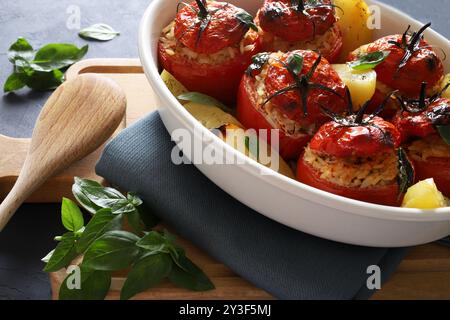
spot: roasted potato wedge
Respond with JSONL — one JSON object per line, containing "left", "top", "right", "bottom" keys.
{"left": 161, "top": 70, "right": 188, "bottom": 99}
{"left": 334, "top": 0, "right": 373, "bottom": 62}
{"left": 402, "top": 178, "right": 448, "bottom": 209}
{"left": 333, "top": 64, "right": 377, "bottom": 109}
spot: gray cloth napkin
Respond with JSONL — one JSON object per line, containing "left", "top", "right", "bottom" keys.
{"left": 96, "top": 111, "right": 408, "bottom": 300}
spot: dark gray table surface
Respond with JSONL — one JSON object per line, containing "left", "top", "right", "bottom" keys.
{"left": 0, "top": 0, "right": 448, "bottom": 300}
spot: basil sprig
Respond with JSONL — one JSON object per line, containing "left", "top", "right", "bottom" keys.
{"left": 348, "top": 51, "right": 390, "bottom": 71}
{"left": 79, "top": 23, "right": 120, "bottom": 41}
{"left": 42, "top": 178, "right": 214, "bottom": 300}
{"left": 397, "top": 148, "right": 415, "bottom": 196}
{"left": 4, "top": 37, "right": 88, "bottom": 92}
{"left": 437, "top": 125, "right": 450, "bottom": 146}
{"left": 236, "top": 10, "right": 258, "bottom": 32}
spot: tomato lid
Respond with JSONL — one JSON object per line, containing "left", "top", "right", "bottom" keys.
{"left": 257, "top": 0, "right": 336, "bottom": 42}
{"left": 350, "top": 24, "right": 444, "bottom": 97}
{"left": 174, "top": 1, "right": 254, "bottom": 54}
{"left": 310, "top": 116, "right": 401, "bottom": 158}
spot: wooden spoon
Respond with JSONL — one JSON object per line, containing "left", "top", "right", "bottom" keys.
{"left": 0, "top": 74, "right": 126, "bottom": 231}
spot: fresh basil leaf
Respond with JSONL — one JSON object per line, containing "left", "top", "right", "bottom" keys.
{"left": 120, "top": 253, "right": 172, "bottom": 300}
{"left": 76, "top": 209, "right": 123, "bottom": 254}
{"left": 177, "top": 92, "right": 231, "bottom": 113}
{"left": 127, "top": 210, "right": 144, "bottom": 235}
{"left": 44, "top": 233, "right": 78, "bottom": 272}
{"left": 168, "top": 254, "right": 214, "bottom": 291}
{"left": 246, "top": 52, "right": 270, "bottom": 76}
{"left": 59, "top": 267, "right": 111, "bottom": 300}
{"left": 7, "top": 37, "right": 34, "bottom": 63}
{"left": 348, "top": 51, "right": 390, "bottom": 71}
{"left": 72, "top": 177, "right": 103, "bottom": 214}
{"left": 82, "top": 231, "right": 140, "bottom": 271}
{"left": 287, "top": 53, "right": 304, "bottom": 74}
{"left": 32, "top": 44, "right": 88, "bottom": 71}
{"left": 437, "top": 126, "right": 450, "bottom": 146}
{"left": 3, "top": 73, "right": 26, "bottom": 92}
{"left": 136, "top": 231, "right": 167, "bottom": 252}
{"left": 61, "top": 198, "right": 84, "bottom": 232}
{"left": 235, "top": 10, "right": 258, "bottom": 32}
{"left": 127, "top": 193, "right": 143, "bottom": 207}
{"left": 72, "top": 177, "right": 129, "bottom": 214}
{"left": 398, "top": 148, "right": 415, "bottom": 195}
{"left": 22, "top": 69, "right": 64, "bottom": 91}
{"left": 79, "top": 23, "right": 120, "bottom": 41}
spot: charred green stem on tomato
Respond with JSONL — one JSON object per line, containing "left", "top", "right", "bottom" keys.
{"left": 388, "top": 22, "right": 432, "bottom": 71}
{"left": 320, "top": 88, "right": 398, "bottom": 147}
{"left": 263, "top": 53, "right": 342, "bottom": 116}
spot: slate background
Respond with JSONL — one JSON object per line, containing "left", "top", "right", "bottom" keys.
{"left": 0, "top": 0, "right": 448, "bottom": 300}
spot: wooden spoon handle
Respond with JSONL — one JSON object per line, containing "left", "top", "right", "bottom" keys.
{"left": 0, "top": 74, "right": 126, "bottom": 231}
{"left": 0, "top": 177, "right": 34, "bottom": 229}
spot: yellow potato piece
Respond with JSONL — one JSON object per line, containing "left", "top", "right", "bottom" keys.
{"left": 219, "top": 124, "right": 296, "bottom": 180}
{"left": 184, "top": 102, "right": 295, "bottom": 179}
{"left": 184, "top": 102, "right": 242, "bottom": 130}
{"left": 440, "top": 74, "right": 450, "bottom": 99}
{"left": 160, "top": 70, "right": 188, "bottom": 99}
{"left": 334, "top": 0, "right": 373, "bottom": 62}
{"left": 402, "top": 178, "right": 447, "bottom": 209}
{"left": 332, "top": 64, "right": 377, "bottom": 109}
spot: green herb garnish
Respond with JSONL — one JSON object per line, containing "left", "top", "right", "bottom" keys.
{"left": 4, "top": 37, "right": 88, "bottom": 93}
{"left": 79, "top": 23, "right": 120, "bottom": 41}
{"left": 398, "top": 148, "right": 415, "bottom": 196}
{"left": 177, "top": 92, "right": 232, "bottom": 113}
{"left": 348, "top": 51, "right": 390, "bottom": 71}
{"left": 236, "top": 10, "right": 258, "bottom": 32}
{"left": 43, "top": 178, "right": 213, "bottom": 300}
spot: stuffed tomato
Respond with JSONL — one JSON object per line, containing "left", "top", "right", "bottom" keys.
{"left": 256, "top": 0, "right": 343, "bottom": 63}
{"left": 158, "top": 0, "right": 262, "bottom": 105}
{"left": 347, "top": 23, "right": 445, "bottom": 117}
{"left": 236, "top": 50, "right": 347, "bottom": 160}
{"left": 392, "top": 83, "right": 450, "bottom": 196}
{"left": 297, "top": 100, "right": 413, "bottom": 206}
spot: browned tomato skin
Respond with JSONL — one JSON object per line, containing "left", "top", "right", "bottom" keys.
{"left": 264, "top": 50, "right": 347, "bottom": 127}
{"left": 309, "top": 117, "right": 402, "bottom": 158}
{"left": 236, "top": 77, "right": 312, "bottom": 159}
{"left": 158, "top": 36, "right": 262, "bottom": 105}
{"left": 348, "top": 35, "right": 444, "bottom": 98}
{"left": 257, "top": 0, "right": 336, "bottom": 42}
{"left": 174, "top": 1, "right": 249, "bottom": 54}
{"left": 297, "top": 157, "right": 402, "bottom": 206}
{"left": 236, "top": 50, "right": 347, "bottom": 159}
{"left": 258, "top": 24, "right": 343, "bottom": 63}
{"left": 413, "top": 157, "right": 450, "bottom": 197}
{"left": 392, "top": 98, "right": 450, "bottom": 142}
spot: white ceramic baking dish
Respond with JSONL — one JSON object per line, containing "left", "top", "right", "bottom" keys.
{"left": 138, "top": 0, "right": 450, "bottom": 247}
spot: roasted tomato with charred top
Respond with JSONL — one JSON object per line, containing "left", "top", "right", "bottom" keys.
{"left": 256, "top": 0, "right": 343, "bottom": 63}
{"left": 348, "top": 23, "right": 445, "bottom": 116}
{"left": 297, "top": 95, "right": 414, "bottom": 206}
{"left": 158, "top": 0, "right": 262, "bottom": 104}
{"left": 392, "top": 83, "right": 450, "bottom": 196}
{"left": 236, "top": 50, "right": 347, "bottom": 159}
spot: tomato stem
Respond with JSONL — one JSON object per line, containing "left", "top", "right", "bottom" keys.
{"left": 195, "top": 0, "right": 209, "bottom": 18}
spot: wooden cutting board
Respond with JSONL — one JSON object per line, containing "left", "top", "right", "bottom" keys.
{"left": 2, "top": 59, "right": 450, "bottom": 300}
